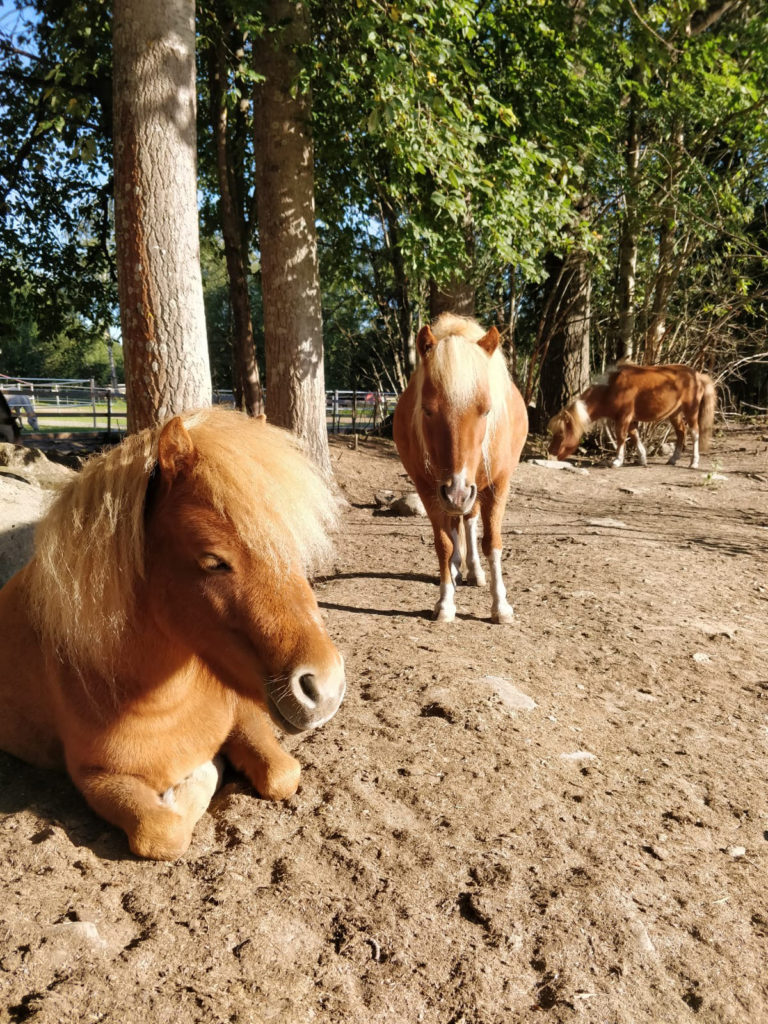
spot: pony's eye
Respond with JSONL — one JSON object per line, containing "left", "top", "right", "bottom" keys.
{"left": 422, "top": 407, "right": 434, "bottom": 417}
{"left": 199, "top": 554, "right": 232, "bottom": 573}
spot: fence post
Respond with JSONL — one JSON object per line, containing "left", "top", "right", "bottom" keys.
{"left": 333, "top": 390, "right": 339, "bottom": 433}
{"left": 106, "top": 389, "right": 112, "bottom": 439}
{"left": 352, "top": 389, "right": 357, "bottom": 434}
{"left": 90, "top": 378, "right": 96, "bottom": 428}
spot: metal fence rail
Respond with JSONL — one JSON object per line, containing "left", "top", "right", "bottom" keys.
{"left": 1, "top": 379, "right": 397, "bottom": 437}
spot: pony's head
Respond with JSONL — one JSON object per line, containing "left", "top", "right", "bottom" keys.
{"left": 547, "top": 400, "right": 590, "bottom": 460}
{"left": 414, "top": 314, "right": 509, "bottom": 515}
{"left": 30, "top": 409, "right": 345, "bottom": 733}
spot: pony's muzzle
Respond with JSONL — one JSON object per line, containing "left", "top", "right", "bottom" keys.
{"left": 267, "top": 655, "right": 346, "bottom": 733}
{"left": 439, "top": 479, "right": 477, "bottom": 515}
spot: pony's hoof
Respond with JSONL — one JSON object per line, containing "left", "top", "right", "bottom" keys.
{"left": 257, "top": 759, "right": 301, "bottom": 801}
{"left": 468, "top": 571, "right": 487, "bottom": 588}
{"left": 491, "top": 605, "right": 515, "bottom": 624}
{"left": 611, "top": 459, "right": 623, "bottom": 469}
{"left": 434, "top": 603, "right": 456, "bottom": 622}
{"left": 129, "top": 822, "right": 193, "bottom": 861}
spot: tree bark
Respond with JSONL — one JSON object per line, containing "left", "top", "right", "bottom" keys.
{"left": 113, "top": 0, "right": 211, "bottom": 432}
{"left": 382, "top": 201, "right": 415, "bottom": 380}
{"left": 253, "top": 0, "right": 331, "bottom": 476}
{"left": 429, "top": 278, "right": 476, "bottom": 320}
{"left": 646, "top": 124, "right": 685, "bottom": 363}
{"left": 617, "top": 78, "right": 640, "bottom": 361}
{"left": 208, "top": 23, "right": 263, "bottom": 416}
{"left": 535, "top": 247, "right": 591, "bottom": 428}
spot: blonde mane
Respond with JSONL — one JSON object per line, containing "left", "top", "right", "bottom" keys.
{"left": 413, "top": 314, "right": 512, "bottom": 455}
{"left": 26, "top": 408, "right": 337, "bottom": 679}
{"left": 548, "top": 397, "right": 592, "bottom": 441}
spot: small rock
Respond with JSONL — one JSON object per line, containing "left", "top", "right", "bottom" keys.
{"left": 528, "top": 458, "right": 589, "bottom": 476}
{"left": 482, "top": 676, "right": 537, "bottom": 712}
{"left": 560, "top": 750, "right": 597, "bottom": 763}
{"left": 390, "top": 493, "right": 427, "bottom": 517}
{"left": 726, "top": 845, "right": 746, "bottom": 858}
{"left": 586, "top": 518, "right": 629, "bottom": 529}
{"left": 692, "top": 652, "right": 712, "bottom": 664}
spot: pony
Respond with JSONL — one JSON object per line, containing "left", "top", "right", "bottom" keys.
{"left": 393, "top": 314, "right": 528, "bottom": 623}
{"left": 548, "top": 363, "right": 716, "bottom": 469}
{"left": 0, "top": 408, "right": 346, "bottom": 860}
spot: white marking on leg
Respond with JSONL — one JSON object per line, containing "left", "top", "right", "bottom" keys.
{"left": 489, "top": 549, "right": 513, "bottom": 624}
{"left": 450, "top": 524, "right": 462, "bottom": 585}
{"left": 612, "top": 442, "right": 626, "bottom": 468}
{"left": 635, "top": 436, "right": 647, "bottom": 466}
{"left": 434, "top": 579, "right": 456, "bottom": 622}
{"left": 466, "top": 515, "right": 486, "bottom": 587}
{"left": 690, "top": 433, "right": 700, "bottom": 469}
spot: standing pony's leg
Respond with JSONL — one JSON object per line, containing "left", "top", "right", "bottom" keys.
{"left": 611, "top": 419, "right": 631, "bottom": 467}
{"left": 667, "top": 412, "right": 686, "bottom": 465}
{"left": 464, "top": 509, "right": 487, "bottom": 587}
{"left": 73, "top": 762, "right": 223, "bottom": 860}
{"left": 628, "top": 423, "right": 647, "bottom": 466}
{"left": 431, "top": 514, "right": 457, "bottom": 621}
{"left": 224, "top": 698, "right": 301, "bottom": 800}
{"left": 480, "top": 481, "right": 514, "bottom": 624}
{"left": 683, "top": 408, "right": 701, "bottom": 468}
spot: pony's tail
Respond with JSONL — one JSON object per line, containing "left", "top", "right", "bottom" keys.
{"left": 697, "top": 373, "right": 716, "bottom": 453}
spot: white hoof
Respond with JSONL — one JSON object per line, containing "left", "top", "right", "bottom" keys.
{"left": 491, "top": 602, "right": 514, "bottom": 625}
{"left": 611, "top": 458, "right": 623, "bottom": 469}
{"left": 434, "top": 601, "right": 456, "bottom": 622}
{"left": 468, "top": 570, "right": 487, "bottom": 588}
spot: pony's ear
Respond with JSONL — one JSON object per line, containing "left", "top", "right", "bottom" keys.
{"left": 417, "top": 325, "right": 438, "bottom": 359}
{"left": 478, "top": 326, "right": 500, "bottom": 356}
{"left": 157, "top": 416, "right": 197, "bottom": 479}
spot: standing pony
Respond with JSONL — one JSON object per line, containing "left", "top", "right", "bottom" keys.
{"left": 0, "top": 408, "right": 346, "bottom": 860}
{"left": 548, "top": 363, "right": 716, "bottom": 469}
{"left": 393, "top": 314, "right": 528, "bottom": 623}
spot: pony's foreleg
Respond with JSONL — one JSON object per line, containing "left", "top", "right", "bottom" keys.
{"left": 431, "top": 516, "right": 457, "bottom": 621}
{"left": 480, "top": 484, "right": 514, "bottom": 624}
{"left": 73, "top": 762, "right": 222, "bottom": 860}
{"left": 224, "top": 699, "right": 301, "bottom": 801}
{"left": 464, "top": 510, "right": 486, "bottom": 587}
{"left": 611, "top": 419, "right": 633, "bottom": 468}
{"left": 450, "top": 522, "right": 463, "bottom": 585}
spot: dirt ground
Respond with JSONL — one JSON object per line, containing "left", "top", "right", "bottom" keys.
{"left": 0, "top": 421, "right": 767, "bottom": 1024}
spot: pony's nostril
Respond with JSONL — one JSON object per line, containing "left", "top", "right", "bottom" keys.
{"left": 298, "top": 672, "right": 320, "bottom": 705}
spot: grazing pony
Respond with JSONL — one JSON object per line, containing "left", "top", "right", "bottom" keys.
{"left": 0, "top": 408, "right": 345, "bottom": 860}
{"left": 393, "top": 314, "right": 528, "bottom": 623}
{"left": 548, "top": 363, "right": 716, "bottom": 469}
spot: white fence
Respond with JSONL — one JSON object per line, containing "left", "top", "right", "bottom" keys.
{"left": 1, "top": 376, "right": 397, "bottom": 436}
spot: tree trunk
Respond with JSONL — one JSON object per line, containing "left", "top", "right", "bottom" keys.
{"left": 429, "top": 278, "right": 476, "bottom": 320}
{"left": 382, "top": 202, "right": 415, "bottom": 379}
{"left": 617, "top": 81, "right": 640, "bottom": 362}
{"left": 208, "top": 24, "right": 263, "bottom": 416}
{"left": 113, "top": 0, "right": 211, "bottom": 432}
{"left": 535, "top": 247, "right": 591, "bottom": 429}
{"left": 253, "top": 0, "right": 331, "bottom": 476}
{"left": 646, "top": 124, "right": 684, "bottom": 363}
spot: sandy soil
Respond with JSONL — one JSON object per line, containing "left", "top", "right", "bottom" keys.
{"left": 0, "top": 423, "right": 767, "bottom": 1024}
